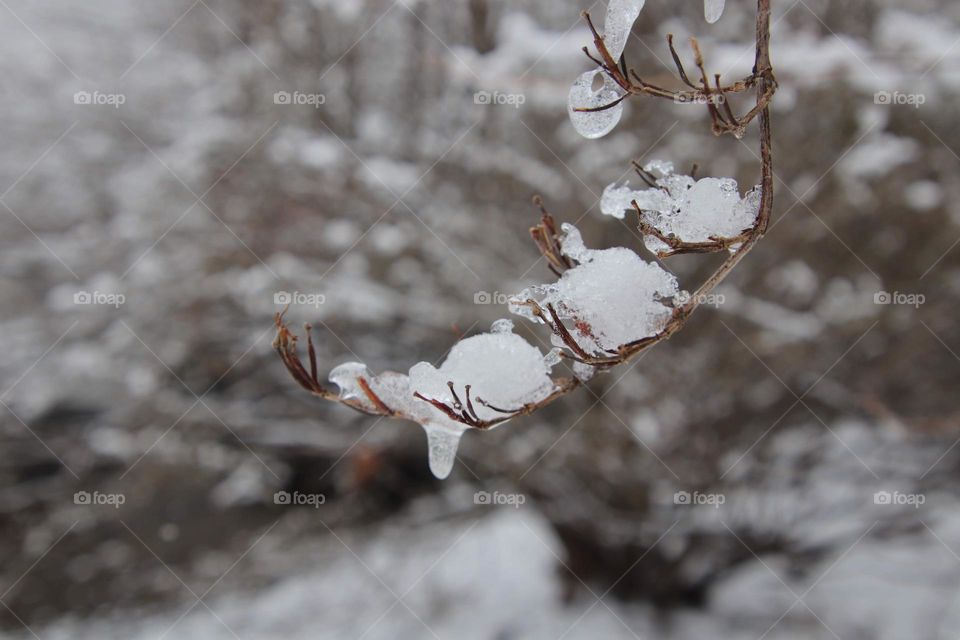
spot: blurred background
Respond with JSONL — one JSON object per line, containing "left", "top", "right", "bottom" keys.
{"left": 1, "top": 0, "right": 959, "bottom": 637}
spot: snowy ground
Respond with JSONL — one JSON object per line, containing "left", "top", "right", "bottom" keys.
{"left": 32, "top": 467, "right": 960, "bottom": 640}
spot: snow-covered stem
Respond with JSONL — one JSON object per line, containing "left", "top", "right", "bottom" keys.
{"left": 274, "top": 0, "right": 775, "bottom": 447}
{"left": 274, "top": 309, "right": 580, "bottom": 430}
{"left": 525, "top": 0, "right": 776, "bottom": 368}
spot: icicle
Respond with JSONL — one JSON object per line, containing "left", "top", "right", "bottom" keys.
{"left": 422, "top": 422, "right": 465, "bottom": 479}
{"left": 603, "top": 0, "right": 646, "bottom": 61}
{"left": 704, "top": 0, "right": 725, "bottom": 24}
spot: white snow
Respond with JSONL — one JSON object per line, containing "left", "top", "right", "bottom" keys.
{"left": 330, "top": 321, "right": 558, "bottom": 478}
{"left": 510, "top": 224, "right": 679, "bottom": 355}
{"left": 408, "top": 320, "right": 557, "bottom": 423}
{"left": 600, "top": 161, "right": 760, "bottom": 254}
{"left": 904, "top": 180, "right": 943, "bottom": 211}
{"left": 840, "top": 133, "right": 919, "bottom": 179}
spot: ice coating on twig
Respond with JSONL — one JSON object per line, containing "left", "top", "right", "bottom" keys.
{"left": 568, "top": 71, "right": 627, "bottom": 139}
{"left": 567, "top": 0, "right": 645, "bottom": 139}
{"left": 510, "top": 224, "right": 679, "bottom": 355}
{"left": 603, "top": 0, "right": 646, "bottom": 61}
{"left": 408, "top": 323, "right": 557, "bottom": 423}
{"left": 704, "top": 0, "right": 726, "bottom": 24}
{"left": 600, "top": 182, "right": 671, "bottom": 220}
{"left": 329, "top": 362, "right": 466, "bottom": 479}
{"left": 329, "top": 323, "right": 558, "bottom": 479}
{"left": 600, "top": 161, "right": 760, "bottom": 255}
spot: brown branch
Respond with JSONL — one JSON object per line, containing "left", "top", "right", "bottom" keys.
{"left": 358, "top": 377, "right": 393, "bottom": 415}
{"left": 575, "top": 6, "right": 774, "bottom": 139}
{"left": 668, "top": 33, "right": 698, "bottom": 89}
{"left": 631, "top": 161, "right": 660, "bottom": 188}
{"left": 530, "top": 196, "right": 576, "bottom": 276}
{"left": 633, "top": 200, "right": 751, "bottom": 258}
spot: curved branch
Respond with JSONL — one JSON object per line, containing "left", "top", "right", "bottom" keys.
{"left": 274, "top": 0, "right": 775, "bottom": 435}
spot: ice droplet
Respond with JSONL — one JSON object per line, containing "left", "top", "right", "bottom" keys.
{"left": 328, "top": 362, "right": 369, "bottom": 400}
{"left": 704, "top": 0, "right": 725, "bottom": 23}
{"left": 422, "top": 422, "right": 465, "bottom": 479}
{"left": 568, "top": 70, "right": 626, "bottom": 139}
{"left": 603, "top": 0, "right": 646, "bottom": 61}
{"left": 567, "top": 0, "right": 643, "bottom": 139}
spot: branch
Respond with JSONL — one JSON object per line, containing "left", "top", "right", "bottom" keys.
{"left": 576, "top": 6, "right": 775, "bottom": 138}
{"left": 529, "top": 196, "right": 577, "bottom": 276}
{"left": 274, "top": 0, "right": 776, "bottom": 439}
